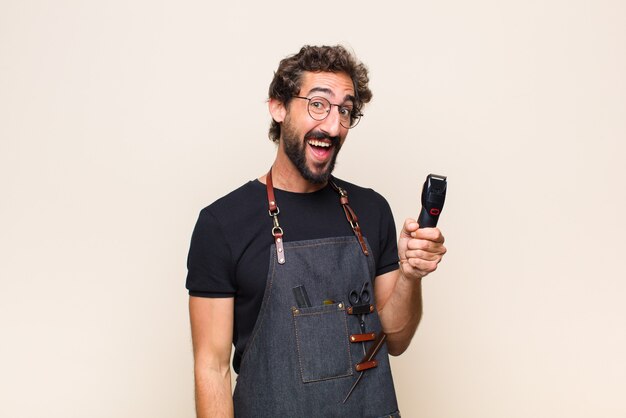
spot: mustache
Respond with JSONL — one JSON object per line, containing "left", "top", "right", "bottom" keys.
{"left": 305, "top": 130, "right": 340, "bottom": 144}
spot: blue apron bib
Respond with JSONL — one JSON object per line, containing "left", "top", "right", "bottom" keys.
{"left": 233, "top": 171, "right": 400, "bottom": 417}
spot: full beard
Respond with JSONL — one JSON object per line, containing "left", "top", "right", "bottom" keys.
{"left": 282, "top": 125, "right": 342, "bottom": 185}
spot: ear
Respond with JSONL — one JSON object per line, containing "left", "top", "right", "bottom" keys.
{"left": 268, "top": 98, "right": 287, "bottom": 123}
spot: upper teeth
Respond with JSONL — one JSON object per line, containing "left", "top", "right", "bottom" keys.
{"left": 308, "top": 139, "right": 331, "bottom": 147}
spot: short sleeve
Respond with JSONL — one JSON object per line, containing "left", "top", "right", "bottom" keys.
{"left": 375, "top": 196, "right": 399, "bottom": 277}
{"left": 185, "top": 208, "right": 237, "bottom": 297}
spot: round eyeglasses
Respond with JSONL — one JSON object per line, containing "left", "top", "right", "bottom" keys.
{"left": 292, "top": 96, "right": 363, "bottom": 129}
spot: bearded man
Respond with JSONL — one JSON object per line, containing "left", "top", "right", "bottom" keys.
{"left": 186, "top": 45, "right": 446, "bottom": 418}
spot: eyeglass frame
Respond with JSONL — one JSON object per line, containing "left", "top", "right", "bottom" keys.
{"left": 291, "top": 96, "right": 363, "bottom": 129}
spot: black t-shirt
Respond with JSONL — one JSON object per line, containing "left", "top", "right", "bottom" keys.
{"left": 186, "top": 177, "right": 399, "bottom": 372}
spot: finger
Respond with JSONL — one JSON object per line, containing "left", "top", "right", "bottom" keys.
{"left": 407, "top": 239, "right": 447, "bottom": 254}
{"left": 412, "top": 227, "right": 445, "bottom": 243}
{"left": 407, "top": 239, "right": 432, "bottom": 251}
{"left": 401, "top": 257, "right": 440, "bottom": 273}
{"left": 403, "top": 249, "right": 442, "bottom": 262}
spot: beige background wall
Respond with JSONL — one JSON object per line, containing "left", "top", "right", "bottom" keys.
{"left": 1, "top": 1, "right": 625, "bottom": 417}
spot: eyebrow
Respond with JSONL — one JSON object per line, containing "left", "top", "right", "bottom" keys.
{"left": 306, "top": 87, "right": 356, "bottom": 104}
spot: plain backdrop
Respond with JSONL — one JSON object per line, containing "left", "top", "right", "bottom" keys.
{"left": 1, "top": 1, "right": 625, "bottom": 417}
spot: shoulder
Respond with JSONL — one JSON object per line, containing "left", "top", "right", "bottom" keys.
{"left": 189, "top": 179, "right": 269, "bottom": 267}
{"left": 199, "top": 180, "right": 266, "bottom": 221}
{"left": 331, "top": 177, "right": 391, "bottom": 212}
{"left": 192, "top": 180, "right": 268, "bottom": 247}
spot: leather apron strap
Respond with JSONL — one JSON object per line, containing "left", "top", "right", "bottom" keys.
{"left": 328, "top": 180, "right": 369, "bottom": 256}
{"left": 265, "top": 167, "right": 369, "bottom": 265}
{"left": 265, "top": 168, "right": 285, "bottom": 264}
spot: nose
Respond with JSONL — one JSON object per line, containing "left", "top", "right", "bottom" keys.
{"left": 318, "top": 105, "right": 343, "bottom": 137}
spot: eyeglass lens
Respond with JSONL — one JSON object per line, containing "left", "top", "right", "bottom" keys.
{"left": 306, "top": 97, "right": 361, "bottom": 128}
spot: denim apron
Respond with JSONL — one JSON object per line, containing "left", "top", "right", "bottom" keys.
{"left": 233, "top": 171, "right": 400, "bottom": 418}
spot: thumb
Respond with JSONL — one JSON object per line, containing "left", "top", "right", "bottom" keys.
{"left": 400, "top": 218, "right": 419, "bottom": 239}
{"left": 398, "top": 218, "right": 419, "bottom": 258}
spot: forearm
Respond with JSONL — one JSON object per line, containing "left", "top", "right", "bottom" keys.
{"left": 378, "top": 270, "right": 423, "bottom": 356}
{"left": 194, "top": 365, "right": 233, "bottom": 418}
{"left": 189, "top": 296, "right": 235, "bottom": 418}
{"left": 377, "top": 218, "right": 445, "bottom": 355}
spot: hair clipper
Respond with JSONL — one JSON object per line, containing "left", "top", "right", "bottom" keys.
{"left": 417, "top": 174, "right": 447, "bottom": 228}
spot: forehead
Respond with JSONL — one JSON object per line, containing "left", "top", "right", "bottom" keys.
{"left": 298, "top": 71, "right": 355, "bottom": 100}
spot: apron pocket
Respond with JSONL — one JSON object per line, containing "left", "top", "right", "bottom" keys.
{"left": 292, "top": 302, "right": 353, "bottom": 383}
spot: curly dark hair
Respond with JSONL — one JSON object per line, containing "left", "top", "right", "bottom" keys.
{"left": 267, "top": 45, "right": 373, "bottom": 142}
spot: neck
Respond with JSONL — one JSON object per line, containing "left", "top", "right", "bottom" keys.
{"left": 260, "top": 153, "right": 327, "bottom": 193}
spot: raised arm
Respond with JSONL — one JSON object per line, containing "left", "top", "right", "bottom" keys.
{"left": 375, "top": 218, "right": 446, "bottom": 355}
{"left": 189, "top": 296, "right": 234, "bottom": 418}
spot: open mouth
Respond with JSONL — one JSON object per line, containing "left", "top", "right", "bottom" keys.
{"left": 307, "top": 138, "right": 334, "bottom": 161}
{"left": 307, "top": 139, "right": 332, "bottom": 148}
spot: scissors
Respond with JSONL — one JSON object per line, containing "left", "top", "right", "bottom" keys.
{"left": 349, "top": 281, "right": 370, "bottom": 308}
{"left": 348, "top": 281, "right": 371, "bottom": 356}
